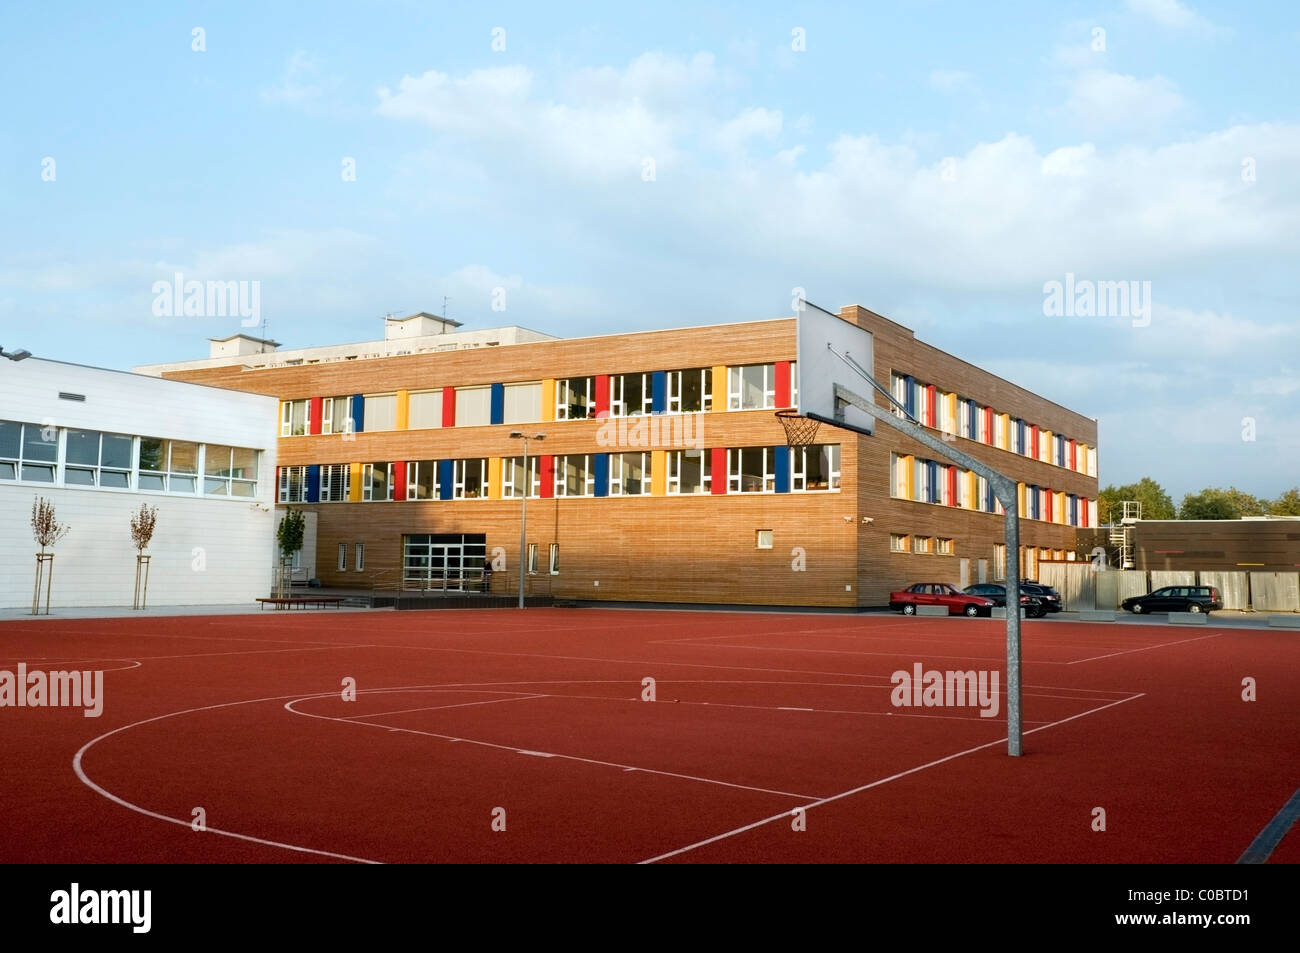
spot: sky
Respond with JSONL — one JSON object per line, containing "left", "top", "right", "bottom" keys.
{"left": 1, "top": 0, "right": 1297, "bottom": 499}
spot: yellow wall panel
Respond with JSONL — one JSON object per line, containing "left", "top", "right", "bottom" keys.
{"left": 488, "top": 457, "right": 502, "bottom": 500}
{"left": 651, "top": 450, "right": 666, "bottom": 496}
{"left": 348, "top": 462, "right": 362, "bottom": 502}
{"left": 712, "top": 365, "right": 728, "bottom": 411}
{"left": 540, "top": 379, "right": 556, "bottom": 422}
{"left": 395, "top": 389, "right": 409, "bottom": 430}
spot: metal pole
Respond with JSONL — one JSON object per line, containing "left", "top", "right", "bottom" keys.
{"left": 518, "top": 441, "right": 528, "bottom": 610}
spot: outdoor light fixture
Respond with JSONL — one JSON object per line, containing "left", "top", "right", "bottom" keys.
{"left": 0, "top": 346, "right": 32, "bottom": 361}
{"left": 507, "top": 431, "right": 546, "bottom": 609}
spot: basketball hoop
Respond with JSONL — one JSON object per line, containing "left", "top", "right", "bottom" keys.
{"left": 775, "top": 409, "right": 820, "bottom": 448}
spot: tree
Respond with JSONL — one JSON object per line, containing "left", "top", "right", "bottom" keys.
{"left": 30, "top": 496, "right": 70, "bottom": 615}
{"left": 1097, "top": 477, "right": 1175, "bottom": 523}
{"left": 1271, "top": 488, "right": 1300, "bottom": 516}
{"left": 129, "top": 504, "right": 159, "bottom": 609}
{"left": 1178, "top": 488, "right": 1239, "bottom": 520}
{"left": 276, "top": 509, "right": 306, "bottom": 597}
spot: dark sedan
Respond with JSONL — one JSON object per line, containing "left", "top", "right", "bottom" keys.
{"left": 1021, "top": 582, "right": 1063, "bottom": 613}
{"left": 963, "top": 584, "right": 1047, "bottom": 618}
{"left": 1122, "top": 586, "right": 1222, "bottom": 615}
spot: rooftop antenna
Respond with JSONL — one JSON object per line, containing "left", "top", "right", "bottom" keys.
{"left": 259, "top": 317, "right": 269, "bottom": 353}
{"left": 442, "top": 296, "right": 451, "bottom": 332}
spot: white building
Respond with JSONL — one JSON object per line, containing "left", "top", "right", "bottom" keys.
{"left": 1, "top": 356, "right": 278, "bottom": 609}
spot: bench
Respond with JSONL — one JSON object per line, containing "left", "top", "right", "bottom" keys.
{"left": 1078, "top": 610, "right": 1117, "bottom": 622}
{"left": 1266, "top": 615, "right": 1300, "bottom": 628}
{"left": 990, "top": 607, "right": 1027, "bottom": 619}
{"left": 915, "top": 605, "right": 950, "bottom": 617}
{"left": 256, "top": 596, "right": 343, "bottom": 610}
{"left": 1167, "top": 612, "right": 1208, "bottom": 625}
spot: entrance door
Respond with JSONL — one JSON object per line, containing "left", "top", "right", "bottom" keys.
{"left": 959, "top": 558, "right": 970, "bottom": 589}
{"left": 403, "top": 534, "right": 488, "bottom": 590}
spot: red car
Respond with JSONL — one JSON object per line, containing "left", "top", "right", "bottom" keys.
{"left": 888, "top": 582, "right": 995, "bottom": 617}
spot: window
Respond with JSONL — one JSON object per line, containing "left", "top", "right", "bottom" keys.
{"left": 363, "top": 462, "right": 393, "bottom": 501}
{"left": 937, "top": 538, "right": 954, "bottom": 556}
{"left": 281, "top": 400, "right": 308, "bottom": 436}
{"left": 993, "top": 543, "right": 1007, "bottom": 581}
{"left": 667, "top": 449, "right": 711, "bottom": 494}
{"left": 756, "top": 529, "right": 774, "bottom": 550}
{"left": 320, "top": 464, "right": 351, "bottom": 502}
{"left": 279, "top": 466, "right": 307, "bottom": 503}
{"left": 138, "top": 437, "right": 199, "bottom": 493}
{"left": 556, "top": 377, "right": 595, "bottom": 420}
{"left": 666, "top": 368, "right": 712, "bottom": 413}
{"left": 527, "top": 543, "right": 538, "bottom": 574}
{"left": 609, "top": 452, "right": 650, "bottom": 495}
{"left": 0, "top": 421, "right": 56, "bottom": 483}
{"left": 913, "top": 536, "right": 933, "bottom": 555}
{"left": 204, "top": 445, "right": 258, "bottom": 497}
{"left": 453, "top": 458, "right": 488, "bottom": 499}
{"left": 792, "top": 445, "right": 841, "bottom": 491}
{"left": 502, "top": 456, "right": 540, "bottom": 498}
{"left": 503, "top": 382, "right": 542, "bottom": 424}
{"left": 728, "top": 447, "right": 775, "bottom": 493}
{"left": 322, "top": 396, "right": 353, "bottom": 435}
{"left": 555, "top": 455, "right": 594, "bottom": 497}
{"left": 407, "top": 391, "right": 442, "bottom": 430}
{"left": 890, "top": 373, "right": 908, "bottom": 420}
{"left": 364, "top": 394, "right": 397, "bottom": 433}
{"left": 890, "top": 533, "right": 910, "bottom": 553}
{"left": 355, "top": 543, "right": 365, "bottom": 572}
{"left": 611, "top": 373, "right": 653, "bottom": 417}
{"left": 548, "top": 543, "right": 559, "bottom": 574}
{"left": 337, "top": 543, "right": 347, "bottom": 571}
{"left": 65, "top": 429, "right": 133, "bottom": 489}
{"left": 728, "top": 364, "right": 775, "bottom": 410}
{"left": 406, "top": 460, "right": 439, "bottom": 500}
{"left": 454, "top": 386, "right": 492, "bottom": 427}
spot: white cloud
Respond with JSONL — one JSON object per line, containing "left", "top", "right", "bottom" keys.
{"left": 715, "top": 107, "right": 782, "bottom": 153}
{"left": 929, "top": 69, "right": 973, "bottom": 94}
{"left": 261, "top": 51, "right": 341, "bottom": 109}
{"left": 1062, "top": 69, "right": 1185, "bottom": 132}
{"left": 1126, "top": 0, "right": 1219, "bottom": 35}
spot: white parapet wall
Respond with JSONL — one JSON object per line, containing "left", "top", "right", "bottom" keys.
{"left": 1, "top": 357, "right": 278, "bottom": 609}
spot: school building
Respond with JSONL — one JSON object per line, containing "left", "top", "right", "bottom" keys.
{"left": 138, "top": 306, "right": 1099, "bottom": 608}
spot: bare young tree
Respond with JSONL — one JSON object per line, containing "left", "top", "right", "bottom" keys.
{"left": 31, "top": 496, "right": 69, "bottom": 554}
{"left": 130, "top": 503, "right": 159, "bottom": 553}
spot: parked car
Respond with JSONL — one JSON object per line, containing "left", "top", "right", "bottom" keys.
{"left": 1121, "top": 586, "right": 1223, "bottom": 615}
{"left": 1020, "top": 582, "right": 1063, "bottom": 612}
{"left": 962, "top": 584, "right": 1047, "bottom": 618}
{"left": 889, "top": 583, "right": 996, "bottom": 617}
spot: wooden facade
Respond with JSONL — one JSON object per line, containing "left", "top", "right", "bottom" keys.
{"left": 161, "top": 305, "right": 1098, "bottom": 606}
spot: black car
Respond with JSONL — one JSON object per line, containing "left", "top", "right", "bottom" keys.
{"left": 1021, "top": 582, "right": 1063, "bottom": 613}
{"left": 962, "top": 584, "right": 1047, "bottom": 618}
{"left": 1121, "top": 586, "right": 1223, "bottom": 615}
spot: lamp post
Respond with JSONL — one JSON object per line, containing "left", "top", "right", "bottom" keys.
{"left": 0, "top": 346, "right": 32, "bottom": 362}
{"left": 508, "top": 431, "right": 545, "bottom": 609}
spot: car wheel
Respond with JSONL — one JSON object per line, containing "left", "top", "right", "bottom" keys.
{"left": 1131, "top": 603, "right": 1144, "bottom": 614}
{"left": 1188, "top": 604, "right": 1202, "bottom": 614}
{"left": 903, "top": 604, "right": 916, "bottom": 615}
{"left": 964, "top": 604, "right": 979, "bottom": 617}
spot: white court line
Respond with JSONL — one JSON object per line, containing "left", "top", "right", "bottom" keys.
{"left": 285, "top": 690, "right": 822, "bottom": 801}
{"left": 1067, "top": 632, "right": 1224, "bottom": 664}
{"left": 342, "top": 694, "right": 546, "bottom": 720}
{"left": 0, "top": 658, "right": 142, "bottom": 672}
{"left": 72, "top": 690, "right": 384, "bottom": 864}
{"left": 638, "top": 691, "right": 1147, "bottom": 864}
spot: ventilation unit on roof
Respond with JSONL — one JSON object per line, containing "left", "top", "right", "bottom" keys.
{"left": 58, "top": 392, "right": 86, "bottom": 402}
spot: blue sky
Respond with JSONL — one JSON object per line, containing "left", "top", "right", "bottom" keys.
{"left": 2, "top": 0, "right": 1297, "bottom": 498}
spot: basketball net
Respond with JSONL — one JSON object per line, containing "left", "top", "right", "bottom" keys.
{"left": 775, "top": 409, "right": 820, "bottom": 448}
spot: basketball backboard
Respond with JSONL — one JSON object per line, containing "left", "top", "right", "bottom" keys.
{"left": 794, "top": 299, "right": 875, "bottom": 436}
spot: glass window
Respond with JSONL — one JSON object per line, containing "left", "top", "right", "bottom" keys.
{"left": 503, "top": 383, "right": 541, "bottom": 424}
{"left": 611, "top": 374, "right": 652, "bottom": 417}
{"left": 279, "top": 466, "right": 307, "bottom": 503}
{"left": 23, "top": 424, "right": 57, "bottom": 462}
{"left": 502, "top": 456, "right": 540, "bottom": 498}
{"left": 453, "top": 459, "right": 487, "bottom": 499}
{"left": 0, "top": 421, "right": 19, "bottom": 459}
{"left": 407, "top": 460, "right": 439, "bottom": 500}
{"left": 890, "top": 534, "right": 910, "bottom": 552}
{"left": 548, "top": 543, "right": 559, "bottom": 574}
{"left": 556, "top": 377, "right": 595, "bottom": 420}
{"left": 281, "top": 399, "right": 308, "bottom": 437}
{"left": 667, "top": 449, "right": 710, "bottom": 494}
{"left": 793, "top": 445, "right": 841, "bottom": 492}
{"left": 320, "top": 464, "right": 351, "bottom": 502}
{"left": 338, "top": 543, "right": 347, "bottom": 571}
{"left": 555, "top": 455, "right": 592, "bottom": 497}
{"left": 356, "top": 543, "right": 365, "bottom": 572}
{"left": 527, "top": 542, "right": 538, "bottom": 574}
{"left": 756, "top": 529, "right": 774, "bottom": 549}
{"left": 66, "top": 429, "right": 100, "bottom": 466}
{"left": 728, "top": 364, "right": 773, "bottom": 410}
{"left": 364, "top": 462, "right": 393, "bottom": 501}
{"left": 609, "top": 452, "right": 649, "bottom": 495}
{"left": 455, "top": 387, "right": 492, "bottom": 427}
{"left": 406, "top": 392, "right": 441, "bottom": 430}
{"left": 667, "top": 368, "right": 712, "bottom": 413}
{"left": 364, "top": 394, "right": 397, "bottom": 432}
{"left": 728, "top": 447, "right": 774, "bottom": 493}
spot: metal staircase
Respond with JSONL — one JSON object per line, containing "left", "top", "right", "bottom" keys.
{"left": 1109, "top": 500, "right": 1141, "bottom": 569}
